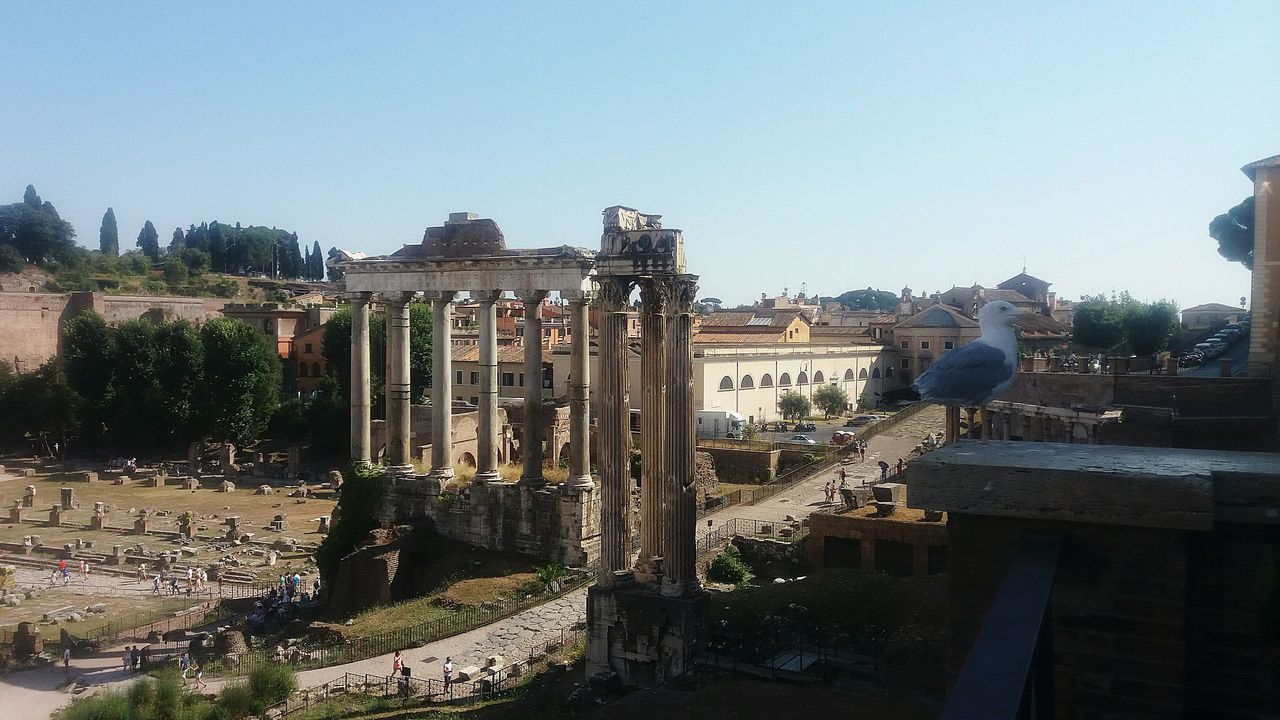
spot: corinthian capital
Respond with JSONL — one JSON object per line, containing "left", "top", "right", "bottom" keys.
{"left": 594, "top": 277, "right": 633, "bottom": 312}
{"left": 670, "top": 275, "right": 699, "bottom": 315}
{"left": 638, "top": 276, "right": 672, "bottom": 316}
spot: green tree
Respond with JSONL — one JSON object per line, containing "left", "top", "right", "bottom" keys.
{"left": 323, "top": 305, "right": 386, "bottom": 415}
{"left": 0, "top": 244, "right": 22, "bottom": 273}
{"left": 168, "top": 226, "right": 185, "bottom": 255}
{"left": 303, "top": 244, "right": 313, "bottom": 281}
{"left": 1209, "top": 195, "right": 1254, "bottom": 269}
{"left": 1124, "top": 300, "right": 1179, "bottom": 357}
{"left": 99, "top": 207, "right": 119, "bottom": 256}
{"left": 1073, "top": 292, "right": 1178, "bottom": 356}
{"left": 325, "top": 246, "right": 343, "bottom": 282}
{"left": 836, "top": 287, "right": 898, "bottom": 312}
{"left": 284, "top": 232, "right": 304, "bottom": 278}
{"left": 163, "top": 257, "right": 189, "bottom": 284}
{"left": 312, "top": 241, "right": 326, "bottom": 281}
{"left": 62, "top": 311, "right": 115, "bottom": 450}
{"left": 1071, "top": 294, "right": 1126, "bottom": 350}
{"left": 136, "top": 220, "right": 160, "bottom": 260}
{"left": 0, "top": 361, "right": 79, "bottom": 454}
{"left": 180, "top": 247, "right": 210, "bottom": 275}
{"left": 199, "top": 318, "right": 281, "bottom": 444}
{"left": 0, "top": 186, "right": 76, "bottom": 265}
{"left": 778, "top": 390, "right": 812, "bottom": 420}
{"left": 22, "top": 185, "right": 41, "bottom": 209}
{"left": 812, "top": 383, "right": 850, "bottom": 418}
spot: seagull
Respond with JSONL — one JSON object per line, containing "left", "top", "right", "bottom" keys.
{"left": 914, "top": 301, "right": 1021, "bottom": 436}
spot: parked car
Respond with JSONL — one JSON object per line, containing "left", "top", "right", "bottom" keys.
{"left": 1178, "top": 351, "right": 1204, "bottom": 367}
{"left": 844, "top": 415, "right": 877, "bottom": 427}
{"left": 788, "top": 434, "right": 817, "bottom": 445}
{"left": 794, "top": 421, "right": 817, "bottom": 432}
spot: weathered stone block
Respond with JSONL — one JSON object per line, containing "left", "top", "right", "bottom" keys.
{"left": 871, "top": 483, "right": 905, "bottom": 504}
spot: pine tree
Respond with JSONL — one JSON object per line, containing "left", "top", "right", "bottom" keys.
{"left": 303, "top": 245, "right": 313, "bottom": 281}
{"left": 287, "top": 232, "right": 304, "bottom": 279}
{"left": 169, "top": 227, "right": 185, "bottom": 255}
{"left": 99, "top": 208, "right": 119, "bottom": 256}
{"left": 23, "top": 185, "right": 41, "bottom": 209}
{"left": 137, "top": 220, "right": 160, "bottom": 260}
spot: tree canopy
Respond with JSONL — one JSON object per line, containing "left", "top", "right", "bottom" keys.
{"left": 136, "top": 220, "right": 160, "bottom": 260}
{"left": 0, "top": 184, "right": 77, "bottom": 266}
{"left": 1073, "top": 293, "right": 1178, "bottom": 356}
{"left": 1208, "top": 195, "right": 1254, "bottom": 269}
{"left": 99, "top": 207, "right": 119, "bottom": 256}
{"left": 778, "top": 390, "right": 812, "bottom": 420}
{"left": 812, "top": 383, "right": 850, "bottom": 418}
{"left": 835, "top": 288, "right": 898, "bottom": 312}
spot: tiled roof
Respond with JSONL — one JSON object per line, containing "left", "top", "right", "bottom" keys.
{"left": 1012, "top": 313, "right": 1070, "bottom": 337}
{"left": 1242, "top": 154, "right": 1280, "bottom": 181}
{"left": 1182, "top": 302, "right": 1244, "bottom": 314}
{"left": 895, "top": 304, "right": 979, "bottom": 330}
{"left": 703, "top": 308, "right": 809, "bottom": 329}
{"left": 451, "top": 346, "right": 550, "bottom": 363}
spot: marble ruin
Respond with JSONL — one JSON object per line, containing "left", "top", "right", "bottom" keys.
{"left": 341, "top": 208, "right": 705, "bottom": 683}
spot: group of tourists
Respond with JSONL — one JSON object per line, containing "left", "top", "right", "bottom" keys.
{"left": 148, "top": 565, "right": 208, "bottom": 596}
{"left": 49, "top": 558, "right": 89, "bottom": 586}
{"left": 120, "top": 645, "right": 150, "bottom": 674}
{"left": 276, "top": 572, "right": 319, "bottom": 604}
{"left": 178, "top": 651, "right": 206, "bottom": 688}
{"left": 391, "top": 651, "right": 454, "bottom": 687}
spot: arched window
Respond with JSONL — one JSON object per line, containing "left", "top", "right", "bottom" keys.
{"left": 778, "top": 373, "right": 792, "bottom": 387}
{"left": 797, "top": 371, "right": 809, "bottom": 385}
{"left": 739, "top": 374, "right": 754, "bottom": 390}
{"left": 298, "top": 363, "right": 308, "bottom": 377}
{"left": 871, "top": 367, "right": 881, "bottom": 379}
{"left": 313, "top": 362, "right": 321, "bottom": 377}
{"left": 886, "top": 366, "right": 895, "bottom": 378}
{"left": 843, "top": 368, "right": 855, "bottom": 381}
{"left": 759, "top": 373, "right": 774, "bottom": 388}
{"left": 813, "top": 371, "right": 825, "bottom": 383}
{"left": 719, "top": 375, "right": 734, "bottom": 391}
{"left": 858, "top": 368, "right": 869, "bottom": 380}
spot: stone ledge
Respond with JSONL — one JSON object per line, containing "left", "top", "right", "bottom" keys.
{"left": 902, "top": 442, "right": 1280, "bottom": 531}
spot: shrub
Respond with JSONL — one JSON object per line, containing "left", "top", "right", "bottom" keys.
{"left": 708, "top": 545, "right": 753, "bottom": 585}
{"left": 59, "top": 693, "right": 132, "bottom": 720}
{"left": 248, "top": 663, "right": 297, "bottom": 708}
{"left": 0, "top": 244, "right": 25, "bottom": 273}
{"left": 216, "top": 682, "right": 257, "bottom": 719}
{"left": 535, "top": 563, "right": 566, "bottom": 589}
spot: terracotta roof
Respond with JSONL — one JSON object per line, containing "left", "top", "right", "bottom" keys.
{"left": 703, "top": 308, "right": 810, "bottom": 329}
{"left": 451, "top": 345, "right": 550, "bottom": 363}
{"left": 1242, "top": 154, "right": 1280, "bottom": 182}
{"left": 1012, "top": 313, "right": 1070, "bottom": 337}
{"left": 1182, "top": 302, "right": 1244, "bottom": 314}
{"left": 895, "top": 304, "right": 978, "bottom": 330}
{"left": 983, "top": 289, "right": 1038, "bottom": 305}
{"left": 997, "top": 272, "right": 1051, "bottom": 290}
{"left": 694, "top": 331, "right": 787, "bottom": 345}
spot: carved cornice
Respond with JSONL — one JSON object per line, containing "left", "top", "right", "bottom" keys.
{"left": 595, "top": 277, "right": 634, "bottom": 312}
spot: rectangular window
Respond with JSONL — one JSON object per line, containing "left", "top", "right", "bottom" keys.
{"left": 921, "top": 341, "right": 930, "bottom": 350}
{"left": 470, "top": 396, "right": 479, "bottom": 406}
{"left": 944, "top": 341, "right": 955, "bottom": 349}
{"left": 501, "top": 372, "right": 514, "bottom": 387}
{"left": 304, "top": 343, "right": 313, "bottom": 354}
{"left": 519, "top": 373, "right": 525, "bottom": 387}
{"left": 901, "top": 359, "right": 911, "bottom": 369}
{"left": 900, "top": 340, "right": 908, "bottom": 349}
{"left": 470, "top": 372, "right": 479, "bottom": 385}
{"left": 456, "top": 370, "right": 463, "bottom": 384}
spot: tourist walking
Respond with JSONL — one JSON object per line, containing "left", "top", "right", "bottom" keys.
{"left": 179, "top": 652, "right": 191, "bottom": 682}
{"left": 131, "top": 645, "right": 140, "bottom": 671}
{"left": 62, "top": 646, "right": 71, "bottom": 672}
{"left": 193, "top": 664, "right": 206, "bottom": 690}
{"left": 443, "top": 656, "right": 453, "bottom": 685}
{"left": 152, "top": 574, "right": 161, "bottom": 595}
{"left": 878, "top": 460, "right": 889, "bottom": 481}
{"left": 123, "top": 646, "right": 133, "bottom": 674}
{"left": 896, "top": 458, "right": 905, "bottom": 476}
{"left": 393, "top": 650, "right": 404, "bottom": 676}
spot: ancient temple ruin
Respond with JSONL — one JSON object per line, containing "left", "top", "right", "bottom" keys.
{"left": 340, "top": 207, "right": 705, "bottom": 683}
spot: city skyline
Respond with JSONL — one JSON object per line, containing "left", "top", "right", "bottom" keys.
{"left": 2, "top": 3, "right": 1273, "bottom": 309}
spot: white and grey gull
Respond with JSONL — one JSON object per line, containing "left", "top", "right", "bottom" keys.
{"left": 913, "top": 300, "right": 1021, "bottom": 407}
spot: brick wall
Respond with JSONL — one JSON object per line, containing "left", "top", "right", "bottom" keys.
{"left": 696, "top": 445, "right": 778, "bottom": 483}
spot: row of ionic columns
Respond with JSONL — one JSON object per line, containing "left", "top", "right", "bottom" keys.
{"left": 348, "top": 289, "right": 593, "bottom": 490}
{"left": 596, "top": 274, "right": 700, "bottom": 598}
{"left": 985, "top": 409, "right": 1100, "bottom": 444}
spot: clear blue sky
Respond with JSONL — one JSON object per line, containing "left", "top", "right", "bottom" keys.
{"left": 4, "top": 2, "right": 1276, "bottom": 309}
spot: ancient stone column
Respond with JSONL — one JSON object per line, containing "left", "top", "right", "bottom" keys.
{"left": 596, "top": 277, "right": 633, "bottom": 584}
{"left": 662, "top": 275, "right": 701, "bottom": 598}
{"left": 348, "top": 292, "right": 373, "bottom": 465}
{"left": 566, "top": 294, "right": 594, "bottom": 489}
{"left": 429, "top": 292, "right": 457, "bottom": 479}
{"left": 384, "top": 292, "right": 414, "bottom": 473}
{"left": 635, "top": 277, "right": 669, "bottom": 580}
{"left": 519, "top": 290, "right": 549, "bottom": 487}
{"left": 474, "top": 291, "right": 502, "bottom": 484}
{"left": 1001, "top": 411, "right": 1012, "bottom": 441}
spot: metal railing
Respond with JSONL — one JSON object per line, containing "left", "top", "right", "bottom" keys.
{"left": 939, "top": 532, "right": 1062, "bottom": 720}
{"left": 198, "top": 570, "right": 592, "bottom": 677}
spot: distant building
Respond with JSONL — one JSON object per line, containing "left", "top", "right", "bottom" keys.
{"left": 220, "top": 303, "right": 336, "bottom": 358}
{"left": 1181, "top": 302, "right": 1245, "bottom": 330}
{"left": 891, "top": 304, "right": 981, "bottom": 385}
{"left": 291, "top": 325, "right": 328, "bottom": 393}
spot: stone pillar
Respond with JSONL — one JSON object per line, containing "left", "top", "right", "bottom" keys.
{"left": 566, "top": 294, "right": 595, "bottom": 489}
{"left": 383, "top": 292, "right": 415, "bottom": 473}
{"left": 519, "top": 291, "right": 549, "bottom": 487}
{"left": 1002, "top": 412, "right": 1013, "bottom": 441}
{"left": 635, "top": 277, "right": 669, "bottom": 580}
{"left": 474, "top": 291, "right": 502, "bottom": 484}
{"left": 422, "top": 292, "right": 456, "bottom": 480}
{"left": 349, "top": 292, "right": 373, "bottom": 465}
{"left": 662, "top": 275, "right": 701, "bottom": 598}
{"left": 596, "top": 277, "right": 633, "bottom": 584}
{"left": 1065, "top": 421, "right": 1077, "bottom": 444}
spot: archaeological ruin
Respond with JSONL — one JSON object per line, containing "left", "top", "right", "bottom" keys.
{"left": 339, "top": 207, "right": 706, "bottom": 685}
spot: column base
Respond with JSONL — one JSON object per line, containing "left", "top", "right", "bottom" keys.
{"left": 586, "top": 583, "right": 708, "bottom": 688}
{"left": 426, "top": 467, "right": 455, "bottom": 481}
{"left": 633, "top": 556, "right": 663, "bottom": 586}
{"left": 566, "top": 474, "right": 595, "bottom": 490}
{"left": 386, "top": 464, "right": 416, "bottom": 479}
{"left": 660, "top": 576, "right": 702, "bottom": 599}
{"left": 472, "top": 470, "right": 500, "bottom": 484}
{"left": 518, "top": 476, "right": 547, "bottom": 488}
{"left": 597, "top": 569, "right": 636, "bottom": 589}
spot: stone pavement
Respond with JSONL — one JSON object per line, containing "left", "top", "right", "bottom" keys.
{"left": 700, "top": 404, "right": 946, "bottom": 531}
